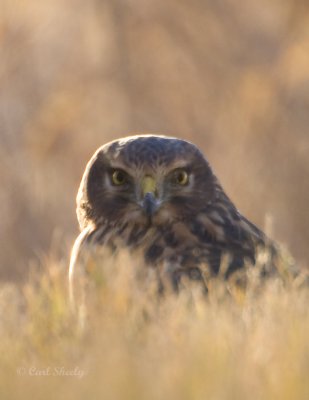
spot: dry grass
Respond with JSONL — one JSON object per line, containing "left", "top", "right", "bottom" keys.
{"left": 1, "top": 1, "right": 309, "bottom": 398}
{"left": 1, "top": 255, "right": 309, "bottom": 400}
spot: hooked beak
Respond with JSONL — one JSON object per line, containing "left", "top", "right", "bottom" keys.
{"left": 143, "top": 192, "right": 159, "bottom": 216}
{"left": 140, "top": 176, "right": 160, "bottom": 217}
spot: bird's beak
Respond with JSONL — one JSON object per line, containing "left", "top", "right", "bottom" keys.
{"left": 140, "top": 176, "right": 160, "bottom": 216}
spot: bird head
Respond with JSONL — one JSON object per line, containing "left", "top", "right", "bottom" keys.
{"left": 76, "top": 135, "right": 217, "bottom": 230}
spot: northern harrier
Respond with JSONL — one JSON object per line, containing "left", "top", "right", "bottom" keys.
{"left": 69, "top": 135, "right": 285, "bottom": 302}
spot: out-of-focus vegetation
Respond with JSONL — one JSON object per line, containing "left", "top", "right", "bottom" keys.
{"left": 0, "top": 0, "right": 309, "bottom": 279}
{"left": 1, "top": 1, "right": 309, "bottom": 398}
{"left": 1, "top": 258, "right": 309, "bottom": 400}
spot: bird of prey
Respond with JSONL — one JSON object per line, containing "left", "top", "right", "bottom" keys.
{"left": 69, "top": 134, "right": 283, "bottom": 301}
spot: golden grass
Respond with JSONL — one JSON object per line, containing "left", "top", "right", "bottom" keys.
{"left": 1, "top": 255, "right": 309, "bottom": 400}
{"left": 1, "top": 2, "right": 309, "bottom": 398}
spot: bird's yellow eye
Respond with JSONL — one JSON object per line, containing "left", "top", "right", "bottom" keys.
{"left": 174, "top": 170, "right": 189, "bottom": 185}
{"left": 112, "top": 170, "right": 126, "bottom": 185}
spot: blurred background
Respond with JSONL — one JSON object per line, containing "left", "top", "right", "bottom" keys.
{"left": 0, "top": 0, "right": 308, "bottom": 281}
